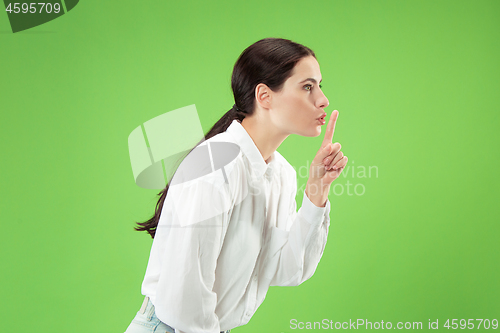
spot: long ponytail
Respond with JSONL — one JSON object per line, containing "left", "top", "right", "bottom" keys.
{"left": 134, "top": 37, "right": 316, "bottom": 238}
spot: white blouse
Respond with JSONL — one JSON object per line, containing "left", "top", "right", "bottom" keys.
{"left": 141, "top": 119, "right": 331, "bottom": 333}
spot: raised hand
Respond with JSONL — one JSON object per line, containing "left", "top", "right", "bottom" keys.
{"left": 306, "top": 110, "right": 348, "bottom": 207}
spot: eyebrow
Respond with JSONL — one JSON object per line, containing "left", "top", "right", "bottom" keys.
{"left": 299, "top": 78, "right": 323, "bottom": 84}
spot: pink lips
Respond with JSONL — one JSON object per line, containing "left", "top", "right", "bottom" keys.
{"left": 317, "top": 113, "right": 327, "bottom": 125}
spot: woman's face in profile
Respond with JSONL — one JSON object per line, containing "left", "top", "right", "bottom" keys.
{"left": 269, "top": 55, "right": 330, "bottom": 137}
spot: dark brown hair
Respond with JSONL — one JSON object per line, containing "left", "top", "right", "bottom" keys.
{"left": 135, "top": 37, "right": 316, "bottom": 238}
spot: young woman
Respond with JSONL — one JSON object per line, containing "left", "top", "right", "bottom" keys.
{"left": 125, "top": 37, "right": 348, "bottom": 333}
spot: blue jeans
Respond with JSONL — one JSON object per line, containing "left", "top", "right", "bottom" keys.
{"left": 124, "top": 296, "right": 231, "bottom": 333}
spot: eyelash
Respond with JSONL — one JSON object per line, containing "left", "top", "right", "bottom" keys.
{"left": 304, "top": 84, "right": 322, "bottom": 91}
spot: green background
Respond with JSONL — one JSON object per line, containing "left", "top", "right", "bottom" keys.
{"left": 1, "top": 0, "right": 499, "bottom": 332}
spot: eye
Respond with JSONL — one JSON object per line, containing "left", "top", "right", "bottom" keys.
{"left": 304, "top": 84, "right": 323, "bottom": 91}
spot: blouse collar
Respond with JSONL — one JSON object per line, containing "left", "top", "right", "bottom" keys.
{"left": 226, "top": 119, "right": 276, "bottom": 179}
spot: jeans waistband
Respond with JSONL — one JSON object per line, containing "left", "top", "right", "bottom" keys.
{"left": 140, "top": 296, "right": 231, "bottom": 333}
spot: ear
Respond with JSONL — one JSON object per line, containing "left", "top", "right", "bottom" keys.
{"left": 254, "top": 83, "right": 272, "bottom": 110}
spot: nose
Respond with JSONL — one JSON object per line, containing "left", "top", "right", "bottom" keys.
{"left": 317, "top": 89, "right": 329, "bottom": 109}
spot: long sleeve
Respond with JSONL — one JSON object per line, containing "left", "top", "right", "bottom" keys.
{"left": 152, "top": 176, "right": 231, "bottom": 333}
{"left": 268, "top": 176, "right": 331, "bottom": 287}
{"left": 140, "top": 122, "right": 334, "bottom": 332}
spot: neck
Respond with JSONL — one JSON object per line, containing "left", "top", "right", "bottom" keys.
{"left": 240, "top": 112, "right": 288, "bottom": 163}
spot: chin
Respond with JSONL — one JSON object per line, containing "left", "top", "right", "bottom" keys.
{"left": 299, "top": 127, "right": 322, "bottom": 137}
{"left": 311, "top": 125, "right": 323, "bottom": 137}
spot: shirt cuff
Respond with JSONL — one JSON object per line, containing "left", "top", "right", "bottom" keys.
{"left": 299, "top": 190, "right": 331, "bottom": 227}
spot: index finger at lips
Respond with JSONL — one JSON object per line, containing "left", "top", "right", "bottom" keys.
{"left": 322, "top": 110, "right": 338, "bottom": 146}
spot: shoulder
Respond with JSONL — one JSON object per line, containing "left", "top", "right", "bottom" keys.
{"left": 205, "top": 131, "right": 244, "bottom": 177}
{"left": 169, "top": 131, "right": 243, "bottom": 189}
{"left": 206, "top": 130, "right": 235, "bottom": 144}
